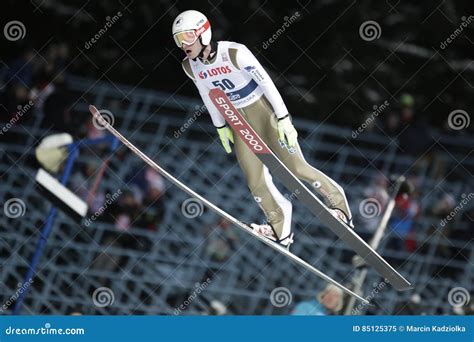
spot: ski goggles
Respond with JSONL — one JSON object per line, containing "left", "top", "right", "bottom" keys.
{"left": 173, "top": 20, "right": 210, "bottom": 47}
{"left": 173, "top": 30, "right": 199, "bottom": 47}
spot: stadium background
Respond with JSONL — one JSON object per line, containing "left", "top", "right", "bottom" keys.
{"left": 0, "top": 0, "right": 472, "bottom": 315}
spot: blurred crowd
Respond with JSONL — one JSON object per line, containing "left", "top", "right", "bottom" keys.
{"left": 0, "top": 44, "right": 72, "bottom": 135}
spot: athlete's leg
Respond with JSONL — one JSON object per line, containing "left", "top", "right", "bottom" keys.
{"left": 233, "top": 125, "right": 293, "bottom": 242}
{"left": 246, "top": 97, "right": 352, "bottom": 221}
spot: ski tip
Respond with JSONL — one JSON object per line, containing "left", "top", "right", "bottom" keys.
{"left": 385, "top": 277, "right": 413, "bottom": 291}
{"left": 89, "top": 105, "right": 98, "bottom": 116}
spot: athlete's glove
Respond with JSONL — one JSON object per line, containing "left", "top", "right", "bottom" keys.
{"left": 277, "top": 115, "right": 298, "bottom": 148}
{"left": 217, "top": 126, "right": 234, "bottom": 154}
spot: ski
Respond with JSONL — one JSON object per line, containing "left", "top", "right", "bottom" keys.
{"left": 88, "top": 105, "right": 370, "bottom": 305}
{"left": 208, "top": 88, "right": 412, "bottom": 291}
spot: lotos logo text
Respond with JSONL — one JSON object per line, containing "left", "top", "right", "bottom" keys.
{"left": 198, "top": 66, "right": 232, "bottom": 79}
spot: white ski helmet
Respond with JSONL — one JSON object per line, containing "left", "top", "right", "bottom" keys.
{"left": 172, "top": 10, "right": 212, "bottom": 47}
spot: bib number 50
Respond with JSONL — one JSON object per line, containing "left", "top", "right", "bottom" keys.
{"left": 212, "top": 79, "right": 235, "bottom": 91}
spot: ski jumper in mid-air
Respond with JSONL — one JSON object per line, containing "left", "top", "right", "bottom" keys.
{"left": 172, "top": 10, "right": 353, "bottom": 248}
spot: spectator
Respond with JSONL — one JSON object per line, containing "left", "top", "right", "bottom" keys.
{"left": 388, "top": 179, "right": 419, "bottom": 252}
{"left": 291, "top": 285, "right": 344, "bottom": 315}
{"left": 106, "top": 190, "right": 142, "bottom": 232}
{"left": 2, "top": 83, "right": 31, "bottom": 116}
{"left": 70, "top": 160, "right": 105, "bottom": 214}
{"left": 430, "top": 193, "right": 456, "bottom": 220}
{"left": 396, "top": 93, "right": 445, "bottom": 180}
{"left": 384, "top": 111, "right": 400, "bottom": 136}
{"left": 397, "top": 94, "right": 434, "bottom": 171}
{"left": 136, "top": 187, "right": 165, "bottom": 231}
{"left": 126, "top": 165, "right": 166, "bottom": 204}
{"left": 4, "top": 48, "right": 35, "bottom": 89}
